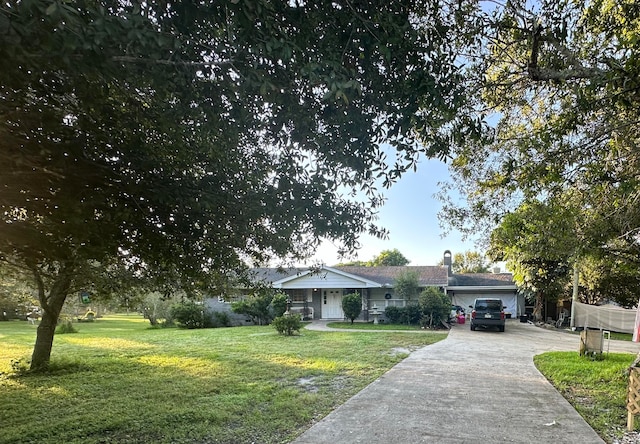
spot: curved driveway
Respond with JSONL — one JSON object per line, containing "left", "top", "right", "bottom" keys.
{"left": 293, "top": 320, "right": 640, "bottom": 444}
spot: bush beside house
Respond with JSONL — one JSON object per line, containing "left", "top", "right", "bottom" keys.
{"left": 231, "top": 291, "right": 288, "bottom": 325}
{"left": 419, "top": 287, "right": 450, "bottom": 328}
{"left": 342, "top": 293, "right": 362, "bottom": 324}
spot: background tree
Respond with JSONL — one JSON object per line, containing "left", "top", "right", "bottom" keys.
{"left": 488, "top": 199, "right": 577, "bottom": 320}
{"left": 579, "top": 254, "right": 640, "bottom": 308}
{"left": 0, "top": 268, "right": 38, "bottom": 320}
{"left": 337, "top": 249, "right": 410, "bottom": 267}
{"left": 369, "top": 249, "right": 411, "bottom": 267}
{"left": 341, "top": 293, "right": 362, "bottom": 324}
{"left": 335, "top": 260, "right": 369, "bottom": 267}
{"left": 451, "top": 251, "right": 490, "bottom": 273}
{"left": 1, "top": 1, "right": 472, "bottom": 369}
{"left": 140, "top": 292, "right": 173, "bottom": 327}
{"left": 393, "top": 270, "right": 420, "bottom": 303}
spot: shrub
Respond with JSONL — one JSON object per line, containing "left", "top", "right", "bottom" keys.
{"left": 383, "top": 306, "right": 402, "bottom": 323}
{"left": 419, "top": 287, "right": 450, "bottom": 329}
{"left": 170, "top": 301, "right": 210, "bottom": 329}
{"left": 55, "top": 318, "right": 78, "bottom": 334}
{"left": 211, "top": 311, "right": 231, "bottom": 328}
{"left": 404, "top": 303, "right": 422, "bottom": 325}
{"left": 159, "top": 317, "right": 176, "bottom": 328}
{"left": 342, "top": 293, "right": 362, "bottom": 323}
{"left": 231, "top": 294, "right": 273, "bottom": 325}
{"left": 383, "top": 304, "right": 422, "bottom": 325}
{"left": 270, "top": 292, "right": 289, "bottom": 318}
{"left": 272, "top": 314, "right": 302, "bottom": 336}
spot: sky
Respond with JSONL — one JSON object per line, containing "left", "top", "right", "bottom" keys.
{"left": 306, "top": 157, "right": 483, "bottom": 267}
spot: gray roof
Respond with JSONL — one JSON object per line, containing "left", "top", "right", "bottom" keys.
{"left": 248, "top": 267, "right": 305, "bottom": 285}
{"left": 447, "top": 273, "right": 515, "bottom": 287}
{"left": 248, "top": 265, "right": 449, "bottom": 287}
{"left": 336, "top": 266, "right": 449, "bottom": 287}
{"left": 248, "top": 267, "right": 512, "bottom": 289}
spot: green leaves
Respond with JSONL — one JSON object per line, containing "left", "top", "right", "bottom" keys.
{"left": 1, "top": 0, "right": 471, "bottom": 296}
{"left": 439, "top": 0, "right": 640, "bottom": 302}
{"left": 451, "top": 251, "right": 490, "bottom": 273}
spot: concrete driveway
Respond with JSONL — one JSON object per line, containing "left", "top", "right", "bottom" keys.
{"left": 293, "top": 320, "right": 640, "bottom": 444}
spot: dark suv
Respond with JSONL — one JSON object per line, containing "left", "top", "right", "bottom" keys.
{"left": 469, "top": 298, "right": 506, "bottom": 332}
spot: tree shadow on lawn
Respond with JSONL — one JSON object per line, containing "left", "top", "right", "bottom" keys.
{"left": 1, "top": 340, "right": 392, "bottom": 444}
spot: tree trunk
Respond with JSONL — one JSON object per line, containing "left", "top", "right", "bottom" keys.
{"left": 29, "top": 262, "right": 75, "bottom": 370}
{"left": 532, "top": 292, "right": 544, "bottom": 322}
{"left": 31, "top": 310, "right": 59, "bottom": 370}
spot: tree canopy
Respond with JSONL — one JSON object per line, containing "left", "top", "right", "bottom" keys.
{"left": 393, "top": 269, "right": 420, "bottom": 302}
{"left": 436, "top": 0, "right": 640, "bottom": 306}
{"left": 1, "top": 1, "right": 472, "bottom": 368}
{"left": 439, "top": 0, "right": 640, "bottom": 239}
{"left": 369, "top": 249, "right": 411, "bottom": 267}
{"left": 450, "top": 251, "right": 490, "bottom": 273}
{"left": 488, "top": 198, "right": 575, "bottom": 319}
{"left": 337, "top": 248, "right": 410, "bottom": 267}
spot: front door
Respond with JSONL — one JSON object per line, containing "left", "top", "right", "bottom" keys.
{"left": 322, "top": 289, "right": 344, "bottom": 319}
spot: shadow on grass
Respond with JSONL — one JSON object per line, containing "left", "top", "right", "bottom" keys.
{"left": 1, "top": 325, "right": 445, "bottom": 444}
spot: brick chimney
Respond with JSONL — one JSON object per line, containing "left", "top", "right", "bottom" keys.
{"left": 443, "top": 250, "right": 452, "bottom": 275}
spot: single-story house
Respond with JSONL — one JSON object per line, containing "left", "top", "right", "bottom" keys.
{"left": 207, "top": 251, "right": 521, "bottom": 322}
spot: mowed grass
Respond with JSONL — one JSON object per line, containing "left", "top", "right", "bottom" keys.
{"left": 0, "top": 315, "right": 446, "bottom": 444}
{"left": 535, "top": 351, "right": 637, "bottom": 443}
{"left": 326, "top": 321, "right": 425, "bottom": 331}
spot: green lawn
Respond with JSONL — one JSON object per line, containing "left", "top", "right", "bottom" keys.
{"left": 326, "top": 321, "right": 426, "bottom": 331}
{"left": 609, "top": 332, "right": 633, "bottom": 342}
{"left": 535, "top": 351, "right": 637, "bottom": 443}
{"left": 0, "top": 315, "right": 446, "bottom": 444}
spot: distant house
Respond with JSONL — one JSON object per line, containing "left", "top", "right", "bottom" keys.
{"left": 207, "top": 251, "right": 521, "bottom": 322}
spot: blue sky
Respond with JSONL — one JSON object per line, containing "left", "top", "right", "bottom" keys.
{"left": 309, "top": 157, "right": 482, "bottom": 267}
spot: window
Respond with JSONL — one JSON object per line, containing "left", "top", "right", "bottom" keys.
{"left": 284, "top": 289, "right": 308, "bottom": 303}
{"left": 476, "top": 300, "right": 503, "bottom": 311}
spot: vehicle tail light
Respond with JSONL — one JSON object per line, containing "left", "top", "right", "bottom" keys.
{"left": 500, "top": 311, "right": 505, "bottom": 320}
{"left": 471, "top": 310, "right": 476, "bottom": 319}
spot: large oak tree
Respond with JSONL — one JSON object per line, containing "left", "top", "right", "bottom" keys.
{"left": 438, "top": 0, "right": 640, "bottom": 305}
{"left": 1, "top": 1, "right": 472, "bottom": 369}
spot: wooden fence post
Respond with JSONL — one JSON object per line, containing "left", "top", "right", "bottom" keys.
{"left": 627, "top": 367, "right": 640, "bottom": 431}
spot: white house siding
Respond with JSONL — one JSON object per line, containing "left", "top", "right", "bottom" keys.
{"left": 277, "top": 270, "right": 377, "bottom": 289}
{"left": 275, "top": 269, "right": 380, "bottom": 320}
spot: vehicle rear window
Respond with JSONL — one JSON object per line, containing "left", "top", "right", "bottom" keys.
{"left": 476, "top": 300, "right": 503, "bottom": 311}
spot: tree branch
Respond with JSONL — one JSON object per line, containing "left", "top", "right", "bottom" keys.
{"left": 527, "top": 22, "right": 607, "bottom": 81}
{"left": 111, "top": 56, "right": 233, "bottom": 67}
{"left": 29, "top": 264, "right": 50, "bottom": 314}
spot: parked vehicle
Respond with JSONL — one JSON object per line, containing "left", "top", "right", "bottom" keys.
{"left": 469, "top": 298, "right": 506, "bottom": 332}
